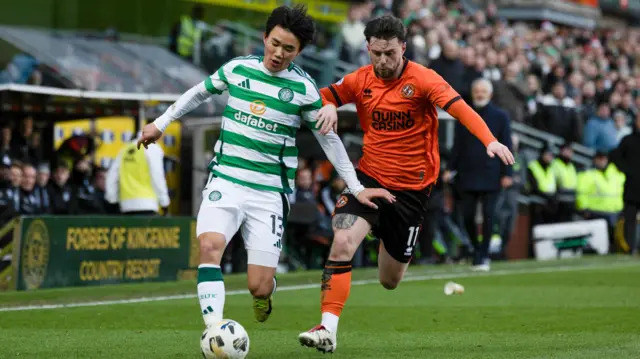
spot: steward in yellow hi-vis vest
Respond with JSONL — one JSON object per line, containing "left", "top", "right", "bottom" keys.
{"left": 551, "top": 143, "right": 578, "bottom": 222}
{"left": 526, "top": 145, "right": 557, "bottom": 198}
{"left": 176, "top": 5, "right": 205, "bottom": 60}
{"left": 526, "top": 144, "right": 558, "bottom": 253}
{"left": 105, "top": 140, "right": 170, "bottom": 215}
{"left": 576, "top": 151, "right": 625, "bottom": 250}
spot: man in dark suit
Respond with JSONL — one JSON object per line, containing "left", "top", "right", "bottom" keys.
{"left": 610, "top": 113, "right": 640, "bottom": 255}
{"left": 444, "top": 78, "right": 513, "bottom": 271}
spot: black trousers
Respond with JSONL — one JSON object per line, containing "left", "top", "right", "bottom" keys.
{"left": 460, "top": 190, "right": 499, "bottom": 265}
{"left": 623, "top": 201, "right": 640, "bottom": 254}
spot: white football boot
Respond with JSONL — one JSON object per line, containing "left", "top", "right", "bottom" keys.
{"left": 298, "top": 325, "right": 337, "bottom": 353}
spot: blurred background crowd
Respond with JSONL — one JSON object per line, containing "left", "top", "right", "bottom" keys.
{"left": 1, "top": 0, "right": 639, "bottom": 273}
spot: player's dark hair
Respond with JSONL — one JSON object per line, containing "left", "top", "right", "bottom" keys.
{"left": 265, "top": 5, "right": 316, "bottom": 51}
{"left": 364, "top": 15, "right": 406, "bottom": 43}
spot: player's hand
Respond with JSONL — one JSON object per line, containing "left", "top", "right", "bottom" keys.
{"left": 442, "top": 170, "right": 454, "bottom": 183}
{"left": 315, "top": 104, "right": 338, "bottom": 135}
{"left": 137, "top": 123, "right": 163, "bottom": 149}
{"left": 501, "top": 176, "right": 513, "bottom": 188}
{"left": 487, "top": 141, "right": 515, "bottom": 165}
{"left": 355, "top": 188, "right": 396, "bottom": 210}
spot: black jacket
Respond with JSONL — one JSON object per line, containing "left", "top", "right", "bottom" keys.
{"left": 72, "top": 178, "right": 105, "bottom": 214}
{"left": 610, "top": 129, "right": 640, "bottom": 202}
{"left": 449, "top": 102, "right": 513, "bottom": 192}
{"left": 429, "top": 56, "right": 466, "bottom": 94}
{"left": 533, "top": 95, "right": 582, "bottom": 143}
{"left": 19, "top": 189, "right": 41, "bottom": 215}
{"left": 47, "top": 182, "right": 73, "bottom": 215}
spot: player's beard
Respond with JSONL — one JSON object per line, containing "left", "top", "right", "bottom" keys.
{"left": 472, "top": 98, "right": 490, "bottom": 108}
{"left": 375, "top": 66, "right": 395, "bottom": 79}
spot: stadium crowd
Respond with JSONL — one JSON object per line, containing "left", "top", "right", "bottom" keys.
{"left": 0, "top": 117, "right": 116, "bottom": 221}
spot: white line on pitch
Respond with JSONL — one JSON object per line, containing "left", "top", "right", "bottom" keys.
{"left": 0, "top": 260, "right": 637, "bottom": 312}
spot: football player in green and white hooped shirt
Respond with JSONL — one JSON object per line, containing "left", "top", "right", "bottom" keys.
{"left": 138, "top": 5, "right": 395, "bottom": 330}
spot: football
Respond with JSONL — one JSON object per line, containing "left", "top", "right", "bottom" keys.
{"left": 200, "top": 319, "right": 250, "bottom": 359}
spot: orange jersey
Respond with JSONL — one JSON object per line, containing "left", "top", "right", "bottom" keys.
{"left": 321, "top": 60, "right": 495, "bottom": 191}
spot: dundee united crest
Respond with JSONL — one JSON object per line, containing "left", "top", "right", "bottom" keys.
{"left": 401, "top": 83, "right": 416, "bottom": 98}
{"left": 336, "top": 195, "right": 348, "bottom": 208}
{"left": 278, "top": 88, "right": 294, "bottom": 103}
{"left": 21, "top": 219, "right": 50, "bottom": 290}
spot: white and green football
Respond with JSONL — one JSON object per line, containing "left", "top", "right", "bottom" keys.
{"left": 201, "top": 319, "right": 250, "bottom": 359}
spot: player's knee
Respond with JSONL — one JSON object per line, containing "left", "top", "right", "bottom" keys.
{"left": 330, "top": 231, "right": 356, "bottom": 261}
{"left": 198, "top": 233, "right": 226, "bottom": 263}
{"left": 247, "top": 277, "right": 272, "bottom": 298}
{"left": 379, "top": 277, "right": 400, "bottom": 290}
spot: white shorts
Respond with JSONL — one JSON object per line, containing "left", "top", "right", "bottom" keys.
{"left": 196, "top": 176, "right": 290, "bottom": 268}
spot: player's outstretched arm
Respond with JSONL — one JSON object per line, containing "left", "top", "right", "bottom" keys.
{"left": 311, "top": 130, "right": 395, "bottom": 209}
{"left": 139, "top": 76, "right": 227, "bottom": 149}
{"left": 446, "top": 101, "right": 515, "bottom": 165}
{"left": 138, "top": 81, "right": 213, "bottom": 149}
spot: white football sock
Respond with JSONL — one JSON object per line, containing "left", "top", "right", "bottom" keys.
{"left": 197, "top": 264, "right": 225, "bottom": 327}
{"left": 321, "top": 312, "right": 339, "bottom": 334}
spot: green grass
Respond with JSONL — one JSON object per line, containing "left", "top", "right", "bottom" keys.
{"left": 1, "top": 257, "right": 639, "bottom": 358}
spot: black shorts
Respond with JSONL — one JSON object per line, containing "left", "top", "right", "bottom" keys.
{"left": 334, "top": 170, "right": 431, "bottom": 263}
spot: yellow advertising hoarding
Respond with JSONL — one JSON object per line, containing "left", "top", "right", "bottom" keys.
{"left": 187, "top": 0, "right": 349, "bottom": 23}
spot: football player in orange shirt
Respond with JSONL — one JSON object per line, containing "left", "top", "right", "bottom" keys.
{"left": 298, "top": 15, "right": 514, "bottom": 353}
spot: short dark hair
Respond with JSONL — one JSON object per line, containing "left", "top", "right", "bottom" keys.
{"left": 265, "top": 5, "right": 315, "bottom": 50}
{"left": 364, "top": 15, "right": 406, "bottom": 43}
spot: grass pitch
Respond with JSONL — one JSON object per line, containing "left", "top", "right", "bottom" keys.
{"left": 0, "top": 256, "right": 639, "bottom": 358}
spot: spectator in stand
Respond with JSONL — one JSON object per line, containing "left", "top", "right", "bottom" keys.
{"left": 0, "top": 163, "right": 22, "bottom": 219}
{"left": 583, "top": 102, "right": 618, "bottom": 152}
{"left": 11, "top": 116, "right": 34, "bottom": 162}
{"left": 289, "top": 168, "right": 316, "bottom": 204}
{"left": 19, "top": 163, "right": 41, "bottom": 215}
{"left": 493, "top": 61, "right": 528, "bottom": 124}
{"left": 34, "top": 163, "right": 51, "bottom": 214}
{"left": 48, "top": 163, "right": 73, "bottom": 215}
{"left": 71, "top": 158, "right": 104, "bottom": 214}
{"left": 534, "top": 81, "right": 582, "bottom": 143}
{"left": 610, "top": 114, "right": 640, "bottom": 255}
{"left": 614, "top": 110, "right": 632, "bottom": 144}
{"left": 93, "top": 167, "right": 119, "bottom": 214}
{"left": 340, "top": 2, "right": 368, "bottom": 65}
{"left": 0, "top": 123, "right": 16, "bottom": 161}
{"left": 0, "top": 156, "right": 11, "bottom": 187}
{"left": 28, "top": 131, "right": 44, "bottom": 164}
{"left": 319, "top": 172, "right": 346, "bottom": 218}
{"left": 429, "top": 40, "right": 465, "bottom": 94}
{"left": 619, "top": 93, "right": 637, "bottom": 121}
{"left": 525, "top": 74, "right": 542, "bottom": 122}
{"left": 580, "top": 81, "right": 598, "bottom": 121}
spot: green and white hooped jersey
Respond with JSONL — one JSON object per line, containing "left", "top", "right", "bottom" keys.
{"left": 205, "top": 55, "right": 322, "bottom": 194}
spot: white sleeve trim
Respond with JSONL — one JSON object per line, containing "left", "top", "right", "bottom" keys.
{"left": 312, "top": 130, "right": 364, "bottom": 195}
